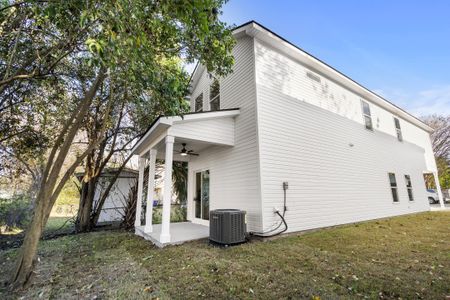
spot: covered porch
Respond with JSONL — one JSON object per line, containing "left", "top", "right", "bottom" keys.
{"left": 135, "top": 222, "right": 209, "bottom": 247}
{"left": 130, "top": 109, "right": 239, "bottom": 247}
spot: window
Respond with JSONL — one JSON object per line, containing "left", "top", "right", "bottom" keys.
{"left": 194, "top": 93, "right": 203, "bottom": 112}
{"left": 209, "top": 79, "right": 220, "bottom": 111}
{"left": 404, "top": 175, "right": 414, "bottom": 201}
{"left": 394, "top": 117, "right": 403, "bottom": 141}
{"left": 361, "top": 100, "right": 373, "bottom": 130}
{"left": 388, "top": 173, "right": 399, "bottom": 202}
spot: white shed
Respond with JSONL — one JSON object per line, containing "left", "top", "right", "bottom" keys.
{"left": 83, "top": 168, "right": 138, "bottom": 224}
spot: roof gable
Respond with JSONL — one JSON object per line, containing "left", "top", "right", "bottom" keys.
{"left": 191, "top": 21, "right": 432, "bottom": 133}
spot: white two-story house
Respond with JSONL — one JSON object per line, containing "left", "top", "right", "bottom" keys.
{"left": 131, "top": 21, "right": 444, "bottom": 247}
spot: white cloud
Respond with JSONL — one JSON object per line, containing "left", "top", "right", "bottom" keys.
{"left": 374, "top": 85, "right": 450, "bottom": 118}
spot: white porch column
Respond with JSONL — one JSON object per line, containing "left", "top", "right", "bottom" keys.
{"left": 160, "top": 135, "right": 174, "bottom": 243}
{"left": 144, "top": 149, "right": 157, "bottom": 233}
{"left": 434, "top": 171, "right": 445, "bottom": 208}
{"left": 135, "top": 156, "right": 146, "bottom": 228}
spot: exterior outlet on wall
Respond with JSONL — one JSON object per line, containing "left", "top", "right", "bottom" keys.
{"left": 283, "top": 182, "right": 289, "bottom": 190}
{"left": 273, "top": 207, "right": 279, "bottom": 214}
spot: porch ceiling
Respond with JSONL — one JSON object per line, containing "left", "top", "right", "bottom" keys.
{"left": 131, "top": 108, "right": 240, "bottom": 157}
{"left": 153, "top": 138, "right": 215, "bottom": 162}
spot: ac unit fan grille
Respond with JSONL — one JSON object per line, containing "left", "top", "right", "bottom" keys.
{"left": 209, "top": 209, "right": 246, "bottom": 245}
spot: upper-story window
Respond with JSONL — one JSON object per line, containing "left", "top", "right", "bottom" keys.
{"left": 388, "top": 173, "right": 399, "bottom": 202}
{"left": 394, "top": 117, "right": 403, "bottom": 141}
{"left": 361, "top": 100, "right": 373, "bottom": 130}
{"left": 209, "top": 79, "right": 220, "bottom": 111}
{"left": 195, "top": 93, "right": 203, "bottom": 112}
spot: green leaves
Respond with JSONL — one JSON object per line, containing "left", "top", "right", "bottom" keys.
{"left": 85, "top": 38, "right": 103, "bottom": 55}
{"left": 1, "top": 0, "right": 235, "bottom": 186}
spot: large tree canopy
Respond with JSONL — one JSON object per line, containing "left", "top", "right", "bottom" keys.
{"left": 1, "top": 0, "right": 236, "bottom": 288}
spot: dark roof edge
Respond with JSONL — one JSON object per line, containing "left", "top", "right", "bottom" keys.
{"left": 239, "top": 20, "right": 431, "bottom": 131}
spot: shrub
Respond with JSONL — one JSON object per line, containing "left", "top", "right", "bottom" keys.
{"left": 0, "top": 195, "right": 32, "bottom": 232}
{"left": 151, "top": 205, "right": 187, "bottom": 224}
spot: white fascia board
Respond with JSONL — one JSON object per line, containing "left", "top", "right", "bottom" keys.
{"left": 163, "top": 109, "right": 240, "bottom": 125}
{"left": 131, "top": 109, "right": 240, "bottom": 155}
{"left": 130, "top": 118, "right": 169, "bottom": 155}
{"left": 244, "top": 22, "right": 433, "bottom": 133}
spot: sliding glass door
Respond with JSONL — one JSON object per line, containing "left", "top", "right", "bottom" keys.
{"left": 194, "top": 170, "right": 210, "bottom": 222}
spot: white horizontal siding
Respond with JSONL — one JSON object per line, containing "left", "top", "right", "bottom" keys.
{"left": 187, "top": 36, "right": 262, "bottom": 231}
{"left": 254, "top": 37, "right": 434, "bottom": 232}
{"left": 190, "top": 68, "right": 211, "bottom": 112}
{"left": 170, "top": 118, "right": 235, "bottom": 146}
{"left": 186, "top": 34, "right": 436, "bottom": 235}
{"left": 255, "top": 40, "right": 437, "bottom": 172}
{"left": 256, "top": 82, "right": 430, "bottom": 233}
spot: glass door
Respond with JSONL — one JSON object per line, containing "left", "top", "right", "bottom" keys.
{"left": 194, "top": 170, "right": 210, "bottom": 221}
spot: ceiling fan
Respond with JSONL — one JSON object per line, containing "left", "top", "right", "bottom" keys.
{"left": 175, "top": 143, "right": 199, "bottom": 156}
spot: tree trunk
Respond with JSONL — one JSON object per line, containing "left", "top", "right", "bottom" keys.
{"left": 10, "top": 188, "right": 49, "bottom": 288}
{"left": 76, "top": 177, "right": 98, "bottom": 232}
{"left": 9, "top": 67, "right": 107, "bottom": 289}
{"left": 75, "top": 141, "right": 105, "bottom": 232}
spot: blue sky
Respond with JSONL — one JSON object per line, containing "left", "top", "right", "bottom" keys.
{"left": 214, "top": 0, "right": 450, "bottom": 117}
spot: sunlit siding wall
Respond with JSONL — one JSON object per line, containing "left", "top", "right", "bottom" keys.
{"left": 170, "top": 118, "right": 235, "bottom": 146}
{"left": 254, "top": 39, "right": 432, "bottom": 232}
{"left": 187, "top": 36, "right": 263, "bottom": 231}
{"left": 190, "top": 66, "right": 211, "bottom": 112}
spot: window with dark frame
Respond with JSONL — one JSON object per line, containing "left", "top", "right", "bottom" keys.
{"left": 394, "top": 117, "right": 403, "bottom": 141}
{"left": 209, "top": 79, "right": 220, "bottom": 111}
{"left": 405, "top": 175, "right": 414, "bottom": 201}
{"left": 389, "top": 173, "right": 399, "bottom": 202}
{"left": 361, "top": 100, "right": 373, "bottom": 130}
{"left": 194, "top": 93, "right": 203, "bottom": 112}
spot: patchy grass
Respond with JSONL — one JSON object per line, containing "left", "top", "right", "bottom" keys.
{"left": 1, "top": 212, "right": 449, "bottom": 299}
{"left": 0, "top": 217, "right": 74, "bottom": 251}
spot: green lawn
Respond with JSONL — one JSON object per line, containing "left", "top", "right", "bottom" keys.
{"left": 1, "top": 212, "right": 449, "bottom": 299}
